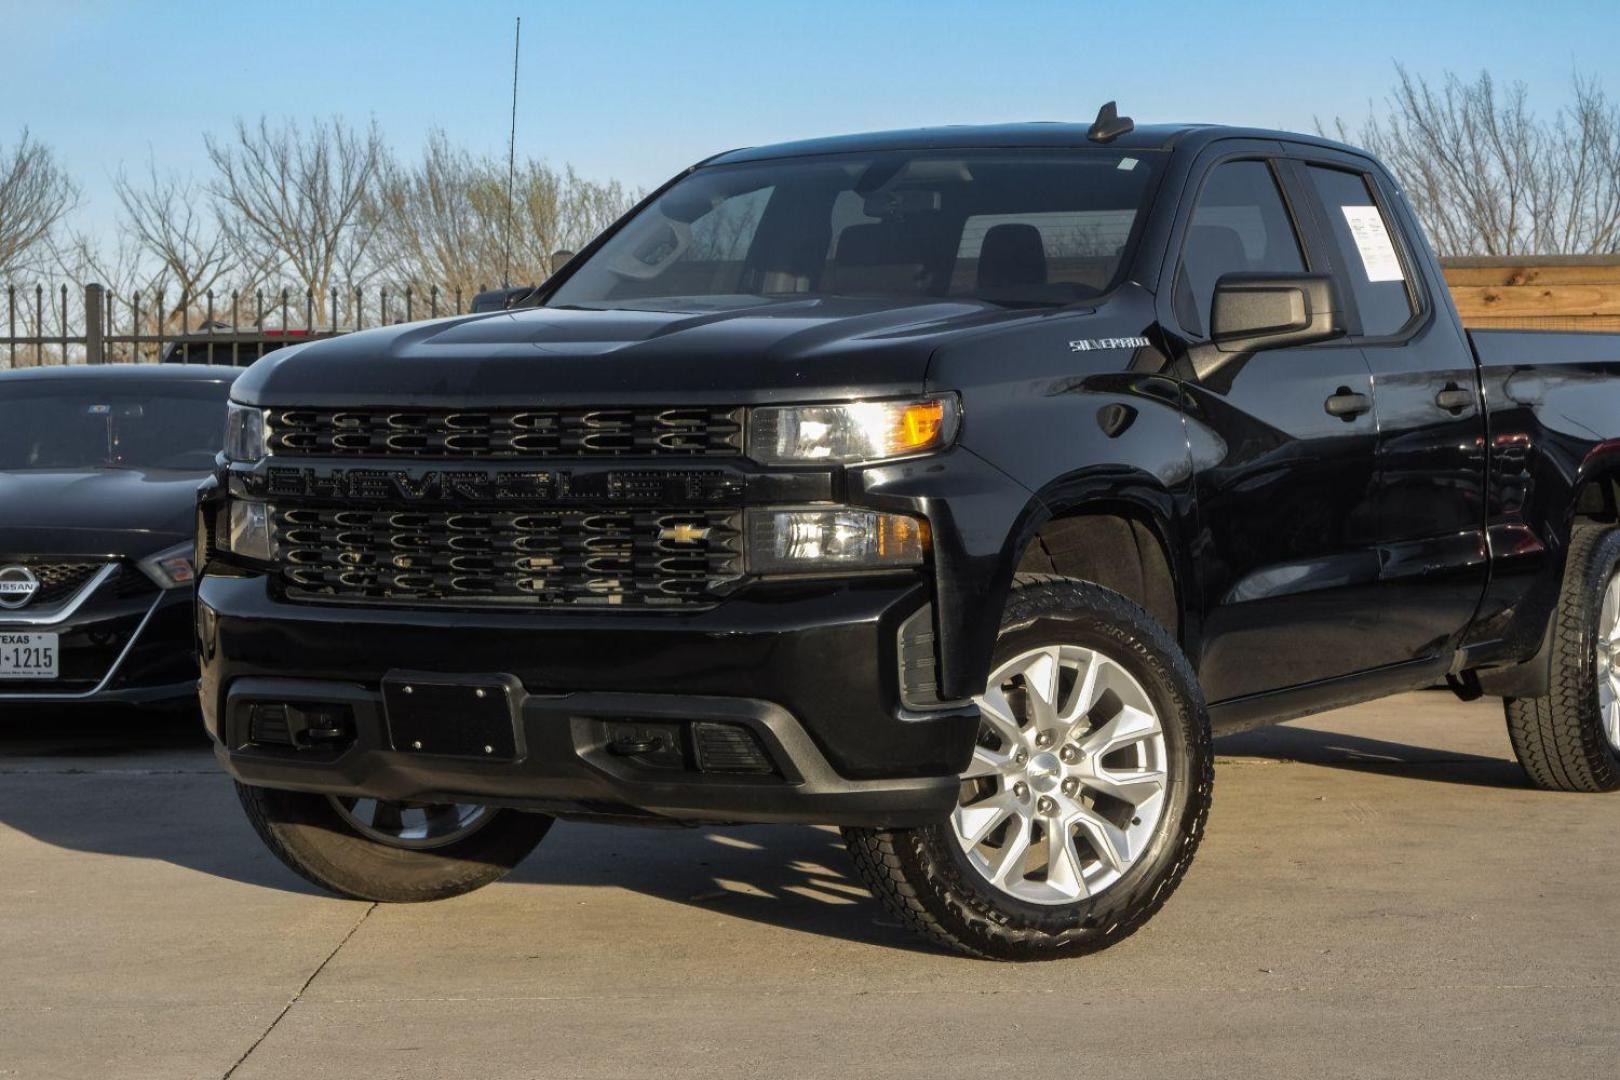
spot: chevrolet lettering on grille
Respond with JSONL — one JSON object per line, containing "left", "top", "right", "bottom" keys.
{"left": 259, "top": 466, "right": 747, "bottom": 506}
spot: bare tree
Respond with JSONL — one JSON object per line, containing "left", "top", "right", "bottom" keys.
{"left": 115, "top": 158, "right": 263, "bottom": 324}
{"left": 0, "top": 129, "right": 80, "bottom": 277}
{"left": 369, "top": 132, "right": 503, "bottom": 303}
{"left": 207, "top": 116, "right": 385, "bottom": 320}
{"left": 508, "top": 160, "right": 635, "bottom": 281}
{"left": 53, "top": 231, "right": 176, "bottom": 361}
{"left": 371, "top": 130, "right": 636, "bottom": 301}
{"left": 1324, "top": 68, "right": 1620, "bottom": 256}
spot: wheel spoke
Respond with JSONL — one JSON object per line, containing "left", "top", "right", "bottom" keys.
{"left": 369, "top": 800, "right": 403, "bottom": 834}
{"left": 1079, "top": 704, "right": 1161, "bottom": 758}
{"left": 1086, "top": 765, "right": 1167, "bottom": 807}
{"left": 975, "top": 687, "right": 1025, "bottom": 747}
{"left": 985, "top": 815, "right": 1034, "bottom": 888}
{"left": 1019, "top": 648, "right": 1062, "bottom": 729}
{"left": 1073, "top": 806, "right": 1132, "bottom": 874}
{"left": 962, "top": 745, "right": 1013, "bottom": 780}
{"left": 1060, "top": 652, "right": 1105, "bottom": 726}
{"left": 1044, "top": 822, "right": 1087, "bottom": 899}
{"left": 955, "top": 795, "right": 1017, "bottom": 847}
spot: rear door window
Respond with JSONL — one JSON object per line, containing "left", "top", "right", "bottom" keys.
{"left": 1303, "top": 165, "right": 1418, "bottom": 337}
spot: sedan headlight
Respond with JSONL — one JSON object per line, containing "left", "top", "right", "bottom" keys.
{"left": 226, "top": 500, "right": 277, "bottom": 562}
{"left": 747, "top": 396, "right": 959, "bottom": 465}
{"left": 224, "top": 402, "right": 267, "bottom": 463}
{"left": 138, "top": 542, "right": 195, "bottom": 589}
{"left": 745, "top": 508, "right": 927, "bottom": 576}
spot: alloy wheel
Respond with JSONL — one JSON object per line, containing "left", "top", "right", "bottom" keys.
{"left": 327, "top": 796, "right": 494, "bottom": 850}
{"left": 954, "top": 644, "right": 1169, "bottom": 905}
{"left": 1597, "top": 570, "right": 1620, "bottom": 753}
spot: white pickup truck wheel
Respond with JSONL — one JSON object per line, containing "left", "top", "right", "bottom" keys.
{"left": 1505, "top": 524, "right": 1620, "bottom": 792}
{"left": 844, "top": 575, "right": 1212, "bottom": 961}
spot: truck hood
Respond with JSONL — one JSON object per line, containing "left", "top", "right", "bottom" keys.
{"left": 0, "top": 468, "right": 201, "bottom": 559}
{"left": 232, "top": 297, "right": 1037, "bottom": 407}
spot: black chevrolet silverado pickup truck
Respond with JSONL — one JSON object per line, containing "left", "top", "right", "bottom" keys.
{"left": 197, "top": 108, "right": 1620, "bottom": 960}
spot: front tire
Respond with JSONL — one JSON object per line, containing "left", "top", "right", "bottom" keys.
{"left": 845, "top": 576, "right": 1213, "bottom": 960}
{"left": 237, "top": 782, "right": 553, "bottom": 902}
{"left": 1504, "top": 524, "right": 1620, "bottom": 793}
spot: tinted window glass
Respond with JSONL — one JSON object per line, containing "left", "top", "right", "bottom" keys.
{"left": 1305, "top": 165, "right": 1416, "bottom": 337}
{"left": 1176, "top": 161, "right": 1305, "bottom": 336}
{"left": 551, "top": 150, "right": 1162, "bottom": 310}
{"left": 0, "top": 380, "right": 230, "bottom": 472}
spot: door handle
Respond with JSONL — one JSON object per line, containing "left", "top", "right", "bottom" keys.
{"left": 1324, "top": 388, "right": 1372, "bottom": 421}
{"left": 1435, "top": 385, "right": 1475, "bottom": 414}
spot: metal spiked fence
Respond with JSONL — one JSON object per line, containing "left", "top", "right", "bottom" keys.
{"left": 1, "top": 282, "right": 494, "bottom": 368}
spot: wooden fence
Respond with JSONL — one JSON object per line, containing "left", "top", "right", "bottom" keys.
{"left": 1440, "top": 256, "right": 1620, "bottom": 332}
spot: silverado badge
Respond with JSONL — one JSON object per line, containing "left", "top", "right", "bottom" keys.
{"left": 1069, "top": 336, "right": 1151, "bottom": 352}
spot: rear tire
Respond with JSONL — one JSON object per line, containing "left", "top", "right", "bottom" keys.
{"left": 237, "top": 782, "right": 553, "bottom": 902}
{"left": 845, "top": 575, "right": 1212, "bottom": 960}
{"left": 1503, "top": 524, "right": 1620, "bottom": 793}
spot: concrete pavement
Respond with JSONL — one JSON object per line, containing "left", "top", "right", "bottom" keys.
{"left": 1, "top": 692, "right": 1617, "bottom": 1079}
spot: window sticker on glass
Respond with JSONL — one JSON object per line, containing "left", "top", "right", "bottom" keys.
{"left": 1340, "top": 205, "right": 1405, "bottom": 283}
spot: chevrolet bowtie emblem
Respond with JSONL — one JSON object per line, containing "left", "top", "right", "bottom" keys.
{"left": 658, "top": 524, "right": 711, "bottom": 544}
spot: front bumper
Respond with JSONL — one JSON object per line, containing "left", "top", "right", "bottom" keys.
{"left": 198, "top": 573, "right": 979, "bottom": 826}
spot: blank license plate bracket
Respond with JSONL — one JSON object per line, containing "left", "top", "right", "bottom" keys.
{"left": 382, "top": 673, "right": 521, "bottom": 760}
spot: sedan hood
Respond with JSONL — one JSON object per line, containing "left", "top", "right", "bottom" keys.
{"left": 0, "top": 468, "right": 202, "bottom": 559}
{"left": 232, "top": 297, "right": 1036, "bottom": 408}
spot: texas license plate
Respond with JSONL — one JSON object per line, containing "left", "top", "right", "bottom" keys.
{"left": 0, "top": 633, "right": 59, "bottom": 679}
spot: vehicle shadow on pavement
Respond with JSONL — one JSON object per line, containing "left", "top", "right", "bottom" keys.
{"left": 0, "top": 704, "right": 330, "bottom": 896}
{"left": 1215, "top": 724, "right": 1530, "bottom": 789}
{"left": 505, "top": 821, "right": 939, "bottom": 955}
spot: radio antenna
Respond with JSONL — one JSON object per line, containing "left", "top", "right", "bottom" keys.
{"left": 502, "top": 15, "right": 522, "bottom": 288}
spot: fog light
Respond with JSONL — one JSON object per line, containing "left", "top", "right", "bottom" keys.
{"left": 745, "top": 507, "right": 926, "bottom": 576}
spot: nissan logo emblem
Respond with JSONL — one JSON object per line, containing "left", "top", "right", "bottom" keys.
{"left": 0, "top": 566, "right": 41, "bottom": 610}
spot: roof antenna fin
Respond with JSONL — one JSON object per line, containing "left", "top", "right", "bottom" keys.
{"left": 1087, "top": 101, "right": 1134, "bottom": 143}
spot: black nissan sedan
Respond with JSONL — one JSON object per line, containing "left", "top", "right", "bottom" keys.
{"left": 0, "top": 364, "right": 238, "bottom": 706}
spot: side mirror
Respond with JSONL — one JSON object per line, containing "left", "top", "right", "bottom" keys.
{"left": 470, "top": 285, "right": 538, "bottom": 314}
{"left": 1210, "top": 273, "right": 1343, "bottom": 354}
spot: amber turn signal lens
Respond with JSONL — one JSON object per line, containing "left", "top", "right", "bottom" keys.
{"left": 893, "top": 400, "right": 949, "bottom": 454}
{"left": 747, "top": 396, "right": 960, "bottom": 465}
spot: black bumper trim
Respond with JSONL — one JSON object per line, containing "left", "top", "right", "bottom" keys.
{"left": 213, "top": 677, "right": 963, "bottom": 828}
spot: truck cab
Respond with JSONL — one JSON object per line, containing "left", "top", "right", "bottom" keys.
{"left": 198, "top": 110, "right": 1620, "bottom": 960}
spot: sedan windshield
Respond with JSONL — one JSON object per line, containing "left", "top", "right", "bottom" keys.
{"left": 549, "top": 148, "right": 1163, "bottom": 311}
{"left": 0, "top": 380, "right": 231, "bottom": 472}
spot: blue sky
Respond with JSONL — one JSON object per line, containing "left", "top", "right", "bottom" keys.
{"left": 4, "top": 0, "right": 1618, "bottom": 239}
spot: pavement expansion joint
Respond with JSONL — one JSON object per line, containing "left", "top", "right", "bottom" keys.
{"left": 220, "top": 902, "right": 377, "bottom": 1079}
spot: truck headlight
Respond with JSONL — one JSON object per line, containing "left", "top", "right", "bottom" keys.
{"left": 226, "top": 500, "right": 277, "bottom": 562}
{"left": 745, "top": 508, "right": 927, "bottom": 575}
{"left": 747, "top": 396, "right": 959, "bottom": 465}
{"left": 224, "top": 402, "right": 267, "bottom": 463}
{"left": 138, "top": 542, "right": 195, "bottom": 589}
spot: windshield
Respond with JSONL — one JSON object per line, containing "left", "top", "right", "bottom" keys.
{"left": 550, "top": 148, "right": 1163, "bottom": 311}
{"left": 0, "top": 379, "right": 231, "bottom": 472}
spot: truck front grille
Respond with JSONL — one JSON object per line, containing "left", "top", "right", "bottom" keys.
{"left": 272, "top": 506, "right": 743, "bottom": 609}
{"left": 266, "top": 407, "right": 745, "bottom": 459}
